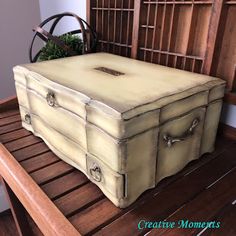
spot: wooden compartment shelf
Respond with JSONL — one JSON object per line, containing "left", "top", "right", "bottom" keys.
{"left": 214, "top": 3, "right": 236, "bottom": 90}
{"left": 143, "top": 1, "right": 213, "bottom": 5}
{"left": 88, "top": 0, "right": 236, "bottom": 104}
{"left": 90, "top": 0, "right": 134, "bottom": 57}
{"left": 137, "top": 0, "right": 212, "bottom": 74}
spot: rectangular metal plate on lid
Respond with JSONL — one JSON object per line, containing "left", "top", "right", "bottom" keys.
{"left": 94, "top": 67, "right": 125, "bottom": 76}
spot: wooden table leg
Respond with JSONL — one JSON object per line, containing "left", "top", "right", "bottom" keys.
{"left": 0, "top": 177, "right": 33, "bottom": 236}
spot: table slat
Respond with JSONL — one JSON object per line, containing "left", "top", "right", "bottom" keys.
{"left": 0, "top": 129, "right": 31, "bottom": 144}
{"left": 41, "top": 171, "right": 89, "bottom": 200}
{"left": 5, "top": 135, "right": 41, "bottom": 152}
{"left": 91, "top": 145, "right": 236, "bottom": 236}
{"left": 30, "top": 161, "right": 74, "bottom": 185}
{"left": 54, "top": 183, "right": 104, "bottom": 217}
{"left": 0, "top": 109, "right": 19, "bottom": 119}
{"left": 21, "top": 152, "right": 59, "bottom": 173}
{"left": 12, "top": 142, "right": 48, "bottom": 162}
{"left": 148, "top": 168, "right": 236, "bottom": 236}
{"left": 0, "top": 121, "right": 22, "bottom": 135}
{"left": 0, "top": 115, "right": 21, "bottom": 127}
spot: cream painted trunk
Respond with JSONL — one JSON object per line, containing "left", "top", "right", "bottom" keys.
{"left": 13, "top": 53, "right": 225, "bottom": 208}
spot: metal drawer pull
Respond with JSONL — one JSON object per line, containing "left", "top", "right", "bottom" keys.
{"left": 46, "top": 92, "right": 56, "bottom": 107}
{"left": 24, "top": 114, "right": 31, "bottom": 124}
{"left": 163, "top": 118, "right": 199, "bottom": 148}
{"left": 89, "top": 163, "right": 102, "bottom": 182}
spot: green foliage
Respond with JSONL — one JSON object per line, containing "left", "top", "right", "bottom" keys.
{"left": 38, "top": 34, "right": 83, "bottom": 61}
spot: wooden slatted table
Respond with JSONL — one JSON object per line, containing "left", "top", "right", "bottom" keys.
{"left": 0, "top": 97, "right": 236, "bottom": 236}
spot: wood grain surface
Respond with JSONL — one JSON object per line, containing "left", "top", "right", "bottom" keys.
{"left": 0, "top": 107, "right": 235, "bottom": 235}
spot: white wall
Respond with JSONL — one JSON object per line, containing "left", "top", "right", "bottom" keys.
{"left": 0, "top": 185, "right": 8, "bottom": 213}
{"left": 0, "top": 0, "right": 87, "bottom": 213}
{"left": 0, "top": 0, "right": 87, "bottom": 100}
{"left": 39, "top": 0, "right": 86, "bottom": 35}
{"left": 0, "top": 0, "right": 41, "bottom": 100}
{"left": 221, "top": 104, "right": 236, "bottom": 127}
{"left": 0, "top": 0, "right": 41, "bottom": 212}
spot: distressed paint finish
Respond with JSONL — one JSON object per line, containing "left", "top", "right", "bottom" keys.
{"left": 13, "top": 53, "right": 225, "bottom": 208}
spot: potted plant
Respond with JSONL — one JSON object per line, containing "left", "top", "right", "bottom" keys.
{"left": 29, "top": 12, "right": 97, "bottom": 63}
{"left": 38, "top": 34, "right": 83, "bottom": 61}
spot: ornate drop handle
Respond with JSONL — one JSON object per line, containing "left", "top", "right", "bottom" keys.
{"left": 89, "top": 163, "right": 102, "bottom": 182}
{"left": 46, "top": 92, "right": 56, "bottom": 107}
{"left": 163, "top": 118, "right": 199, "bottom": 148}
{"left": 24, "top": 114, "right": 31, "bottom": 124}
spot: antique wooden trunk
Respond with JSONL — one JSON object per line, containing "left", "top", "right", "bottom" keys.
{"left": 13, "top": 53, "right": 225, "bottom": 208}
